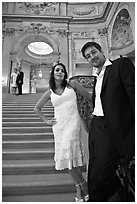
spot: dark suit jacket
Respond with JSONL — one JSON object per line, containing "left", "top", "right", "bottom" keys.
{"left": 16, "top": 71, "right": 24, "bottom": 85}
{"left": 100, "top": 57, "right": 135, "bottom": 157}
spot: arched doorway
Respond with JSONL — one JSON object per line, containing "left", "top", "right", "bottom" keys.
{"left": 10, "top": 33, "right": 60, "bottom": 93}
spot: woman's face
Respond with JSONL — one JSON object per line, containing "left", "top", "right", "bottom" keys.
{"left": 54, "top": 65, "right": 65, "bottom": 81}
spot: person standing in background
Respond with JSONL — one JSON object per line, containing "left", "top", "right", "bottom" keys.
{"left": 10, "top": 68, "right": 18, "bottom": 95}
{"left": 16, "top": 65, "right": 24, "bottom": 95}
{"left": 81, "top": 41, "right": 135, "bottom": 202}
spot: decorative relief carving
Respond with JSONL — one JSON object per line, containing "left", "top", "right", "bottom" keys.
{"left": 98, "top": 28, "right": 108, "bottom": 37}
{"left": 72, "top": 31, "right": 97, "bottom": 39}
{"left": 68, "top": 4, "right": 98, "bottom": 17}
{"left": 2, "top": 23, "right": 15, "bottom": 36}
{"left": 16, "top": 2, "right": 59, "bottom": 15}
{"left": 111, "top": 9, "right": 133, "bottom": 48}
{"left": 2, "top": 22, "right": 68, "bottom": 38}
{"left": 67, "top": 3, "right": 106, "bottom": 17}
{"left": 2, "top": 2, "right": 8, "bottom": 14}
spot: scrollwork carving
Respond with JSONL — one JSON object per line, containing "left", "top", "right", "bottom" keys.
{"left": 98, "top": 28, "right": 108, "bottom": 37}
{"left": 3, "top": 27, "right": 15, "bottom": 36}
{"left": 2, "top": 2, "right": 8, "bottom": 14}
{"left": 111, "top": 9, "right": 133, "bottom": 48}
{"left": 72, "top": 31, "right": 96, "bottom": 39}
{"left": 16, "top": 2, "right": 59, "bottom": 15}
{"left": 68, "top": 4, "right": 98, "bottom": 17}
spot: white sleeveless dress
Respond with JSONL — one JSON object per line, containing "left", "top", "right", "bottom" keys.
{"left": 50, "top": 87, "right": 88, "bottom": 170}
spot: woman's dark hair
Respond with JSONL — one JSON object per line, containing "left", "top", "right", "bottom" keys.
{"left": 49, "top": 62, "right": 68, "bottom": 92}
{"left": 81, "top": 42, "right": 102, "bottom": 59}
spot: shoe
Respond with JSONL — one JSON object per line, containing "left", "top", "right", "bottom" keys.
{"left": 75, "top": 197, "right": 84, "bottom": 202}
{"left": 75, "top": 183, "right": 84, "bottom": 202}
{"left": 80, "top": 180, "right": 89, "bottom": 202}
{"left": 84, "top": 195, "right": 89, "bottom": 202}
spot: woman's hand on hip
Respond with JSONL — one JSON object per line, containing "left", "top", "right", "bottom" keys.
{"left": 45, "top": 118, "right": 57, "bottom": 126}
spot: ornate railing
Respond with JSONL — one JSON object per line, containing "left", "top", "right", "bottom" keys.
{"left": 69, "top": 75, "right": 96, "bottom": 131}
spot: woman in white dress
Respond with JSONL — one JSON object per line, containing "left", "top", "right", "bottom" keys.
{"left": 10, "top": 68, "right": 18, "bottom": 94}
{"left": 34, "top": 63, "right": 92, "bottom": 202}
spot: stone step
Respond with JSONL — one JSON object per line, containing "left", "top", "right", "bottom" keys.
{"left": 3, "top": 159, "right": 85, "bottom": 175}
{"left": 2, "top": 159, "right": 72, "bottom": 175}
{"left": 3, "top": 159, "right": 55, "bottom": 175}
{"left": 2, "top": 132, "right": 53, "bottom": 141}
{"left": 2, "top": 94, "right": 46, "bottom": 103}
{"left": 2, "top": 148, "right": 54, "bottom": 160}
{"left": 2, "top": 192, "right": 76, "bottom": 202}
{"left": 2, "top": 110, "right": 53, "bottom": 114}
{"left": 2, "top": 121, "right": 52, "bottom": 127}
{"left": 2, "top": 117, "right": 49, "bottom": 122}
{"left": 2, "top": 173, "right": 76, "bottom": 196}
{"left": 2, "top": 104, "right": 53, "bottom": 108}
{"left": 2, "top": 159, "right": 57, "bottom": 175}
{"left": 2, "top": 104, "right": 53, "bottom": 107}
{"left": 2, "top": 139, "right": 54, "bottom": 149}
{"left": 2, "top": 113, "right": 53, "bottom": 118}
{"left": 2, "top": 126, "right": 52, "bottom": 133}
{"left": 2, "top": 108, "right": 53, "bottom": 112}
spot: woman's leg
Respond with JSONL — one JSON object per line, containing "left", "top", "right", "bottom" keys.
{"left": 69, "top": 167, "right": 83, "bottom": 200}
{"left": 69, "top": 167, "right": 88, "bottom": 200}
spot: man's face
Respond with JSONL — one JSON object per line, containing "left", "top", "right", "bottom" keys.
{"left": 84, "top": 46, "right": 105, "bottom": 69}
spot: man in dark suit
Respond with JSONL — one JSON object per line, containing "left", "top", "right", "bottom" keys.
{"left": 16, "top": 66, "right": 24, "bottom": 95}
{"left": 81, "top": 42, "right": 135, "bottom": 202}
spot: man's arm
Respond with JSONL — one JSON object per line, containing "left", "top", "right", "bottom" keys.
{"left": 120, "top": 57, "right": 135, "bottom": 114}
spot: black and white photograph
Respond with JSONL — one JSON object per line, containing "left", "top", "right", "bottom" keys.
{"left": 2, "top": 1, "right": 135, "bottom": 202}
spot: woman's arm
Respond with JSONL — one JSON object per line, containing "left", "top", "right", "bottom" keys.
{"left": 68, "top": 79, "right": 92, "bottom": 102}
{"left": 34, "top": 89, "right": 56, "bottom": 125}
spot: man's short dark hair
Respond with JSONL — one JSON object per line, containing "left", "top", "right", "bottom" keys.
{"left": 81, "top": 42, "right": 102, "bottom": 59}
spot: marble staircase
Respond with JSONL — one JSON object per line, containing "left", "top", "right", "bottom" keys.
{"left": 2, "top": 93, "right": 82, "bottom": 202}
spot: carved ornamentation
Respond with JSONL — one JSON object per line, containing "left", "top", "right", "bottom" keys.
{"left": 3, "top": 22, "right": 69, "bottom": 38}
{"left": 16, "top": 2, "right": 59, "bottom": 15}
{"left": 67, "top": 3, "right": 107, "bottom": 17}
{"left": 68, "top": 4, "right": 98, "bottom": 17}
{"left": 69, "top": 76, "right": 96, "bottom": 131}
{"left": 111, "top": 9, "right": 133, "bottom": 48}
{"left": 72, "top": 31, "right": 96, "bottom": 39}
{"left": 2, "top": 2, "right": 8, "bottom": 14}
{"left": 2, "top": 27, "right": 15, "bottom": 36}
{"left": 98, "top": 28, "right": 108, "bottom": 37}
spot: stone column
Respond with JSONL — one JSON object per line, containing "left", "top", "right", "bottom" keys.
{"left": 68, "top": 33, "right": 73, "bottom": 78}
{"left": 21, "top": 61, "right": 31, "bottom": 93}
{"left": 2, "top": 29, "right": 14, "bottom": 93}
{"left": 58, "top": 31, "right": 69, "bottom": 71}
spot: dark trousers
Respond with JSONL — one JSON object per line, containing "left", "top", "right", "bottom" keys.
{"left": 17, "top": 84, "right": 22, "bottom": 95}
{"left": 88, "top": 116, "right": 120, "bottom": 202}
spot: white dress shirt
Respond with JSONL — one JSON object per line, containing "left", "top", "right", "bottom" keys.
{"left": 92, "top": 59, "right": 112, "bottom": 116}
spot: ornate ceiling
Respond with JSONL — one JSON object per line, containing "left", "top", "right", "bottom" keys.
{"left": 2, "top": 2, "right": 112, "bottom": 21}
